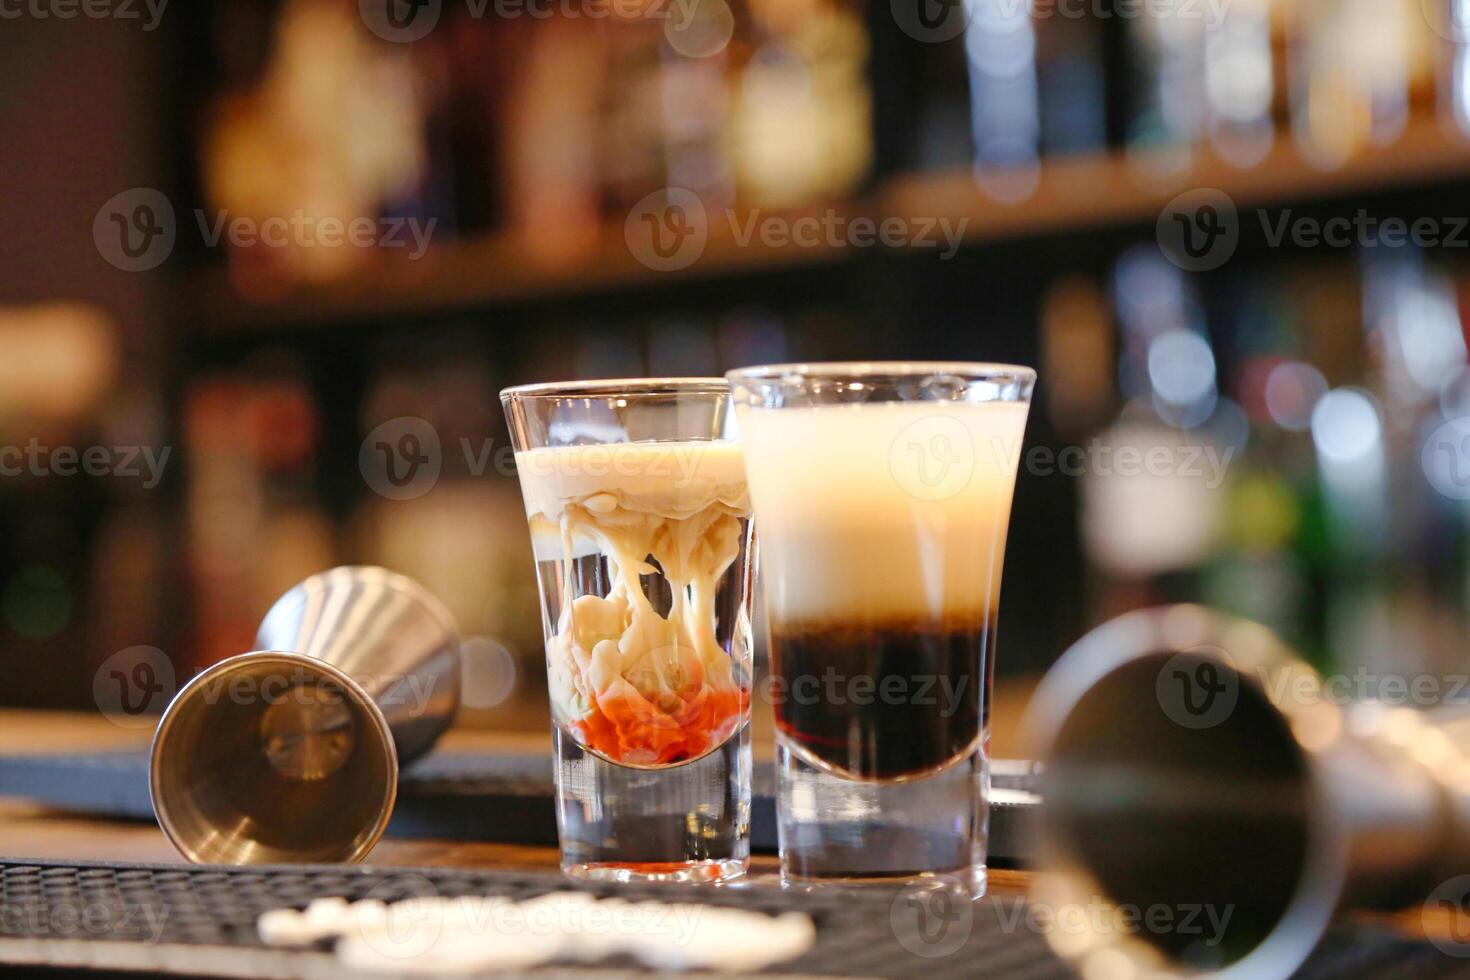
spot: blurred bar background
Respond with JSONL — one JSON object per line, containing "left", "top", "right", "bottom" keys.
{"left": 3, "top": 0, "right": 1470, "bottom": 732}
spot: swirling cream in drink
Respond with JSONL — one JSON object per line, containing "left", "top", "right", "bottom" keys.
{"left": 515, "top": 440, "right": 751, "bottom": 768}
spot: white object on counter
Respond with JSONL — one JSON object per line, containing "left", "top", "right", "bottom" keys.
{"left": 259, "top": 890, "right": 816, "bottom": 975}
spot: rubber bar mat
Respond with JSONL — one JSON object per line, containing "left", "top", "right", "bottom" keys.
{"left": 0, "top": 754, "right": 1041, "bottom": 866}
{"left": 0, "top": 860, "right": 1459, "bottom": 979}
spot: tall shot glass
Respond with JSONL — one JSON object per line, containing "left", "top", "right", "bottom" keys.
{"left": 727, "top": 362, "right": 1033, "bottom": 894}
{"left": 502, "top": 379, "right": 755, "bottom": 882}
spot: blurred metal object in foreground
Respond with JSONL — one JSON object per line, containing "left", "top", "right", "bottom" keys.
{"left": 151, "top": 567, "right": 460, "bottom": 864}
{"left": 1027, "top": 605, "right": 1470, "bottom": 979}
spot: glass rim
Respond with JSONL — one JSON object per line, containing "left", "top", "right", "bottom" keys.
{"left": 500, "top": 377, "right": 730, "bottom": 401}
{"left": 725, "top": 361, "right": 1036, "bottom": 384}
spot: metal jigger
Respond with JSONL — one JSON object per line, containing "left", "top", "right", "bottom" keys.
{"left": 150, "top": 567, "right": 460, "bottom": 864}
{"left": 1027, "top": 605, "right": 1470, "bottom": 979}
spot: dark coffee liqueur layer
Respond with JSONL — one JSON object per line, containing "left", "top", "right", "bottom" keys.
{"left": 770, "top": 622, "right": 990, "bottom": 780}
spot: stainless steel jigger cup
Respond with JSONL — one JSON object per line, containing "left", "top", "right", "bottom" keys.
{"left": 1026, "top": 605, "right": 1470, "bottom": 979}
{"left": 150, "top": 566, "right": 460, "bottom": 864}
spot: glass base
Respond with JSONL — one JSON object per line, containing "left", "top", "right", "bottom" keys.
{"left": 553, "top": 722, "right": 751, "bottom": 880}
{"left": 776, "top": 737, "right": 987, "bottom": 895}
{"left": 562, "top": 859, "right": 748, "bottom": 884}
{"left": 777, "top": 867, "right": 987, "bottom": 899}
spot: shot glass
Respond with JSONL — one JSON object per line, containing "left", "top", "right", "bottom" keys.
{"left": 502, "top": 379, "right": 755, "bottom": 882}
{"left": 727, "top": 362, "right": 1033, "bottom": 894}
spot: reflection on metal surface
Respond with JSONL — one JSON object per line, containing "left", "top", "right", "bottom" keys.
{"left": 150, "top": 566, "right": 460, "bottom": 865}
{"left": 1028, "top": 605, "right": 1470, "bottom": 978}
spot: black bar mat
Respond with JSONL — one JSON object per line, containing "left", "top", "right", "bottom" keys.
{"left": 0, "top": 859, "right": 1457, "bottom": 979}
{"left": 0, "top": 754, "right": 1040, "bottom": 866}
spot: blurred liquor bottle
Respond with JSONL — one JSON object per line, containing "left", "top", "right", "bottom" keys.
{"left": 1034, "top": 1, "right": 1107, "bottom": 156}
{"left": 1204, "top": 0, "right": 1278, "bottom": 165}
{"left": 899, "top": 0, "right": 973, "bottom": 173}
{"left": 501, "top": 15, "right": 604, "bottom": 261}
{"left": 1122, "top": 0, "right": 1208, "bottom": 170}
{"left": 183, "top": 368, "right": 335, "bottom": 671}
{"left": 1434, "top": 0, "right": 1470, "bottom": 134}
{"left": 1349, "top": 250, "right": 1469, "bottom": 685}
{"left": 658, "top": 3, "right": 738, "bottom": 210}
{"left": 200, "top": 0, "right": 439, "bottom": 289}
{"left": 437, "top": 12, "right": 522, "bottom": 235}
{"left": 1202, "top": 275, "right": 1328, "bottom": 664}
{"left": 0, "top": 306, "right": 125, "bottom": 708}
{"left": 1122, "top": 0, "right": 1293, "bottom": 169}
{"left": 1038, "top": 274, "right": 1114, "bottom": 636}
{"left": 963, "top": 0, "right": 1106, "bottom": 197}
{"left": 1287, "top": 0, "right": 1434, "bottom": 167}
{"left": 353, "top": 342, "right": 543, "bottom": 721}
{"left": 88, "top": 384, "right": 173, "bottom": 684}
{"left": 599, "top": 16, "right": 680, "bottom": 214}
{"left": 1041, "top": 276, "right": 1116, "bottom": 441}
{"left": 870, "top": 0, "right": 1105, "bottom": 179}
{"left": 965, "top": 0, "right": 1042, "bottom": 197}
{"left": 732, "top": 0, "right": 872, "bottom": 207}
{"left": 1261, "top": 251, "right": 1470, "bottom": 688}
{"left": 1074, "top": 248, "right": 1228, "bottom": 621}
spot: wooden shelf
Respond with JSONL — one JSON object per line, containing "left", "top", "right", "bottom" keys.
{"left": 885, "top": 114, "right": 1470, "bottom": 244}
{"left": 188, "top": 116, "right": 1470, "bottom": 334}
{"left": 188, "top": 199, "right": 866, "bottom": 333}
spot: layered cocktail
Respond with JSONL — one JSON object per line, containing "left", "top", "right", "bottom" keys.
{"left": 728, "top": 362, "right": 1033, "bottom": 892}
{"left": 503, "top": 380, "right": 754, "bottom": 882}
